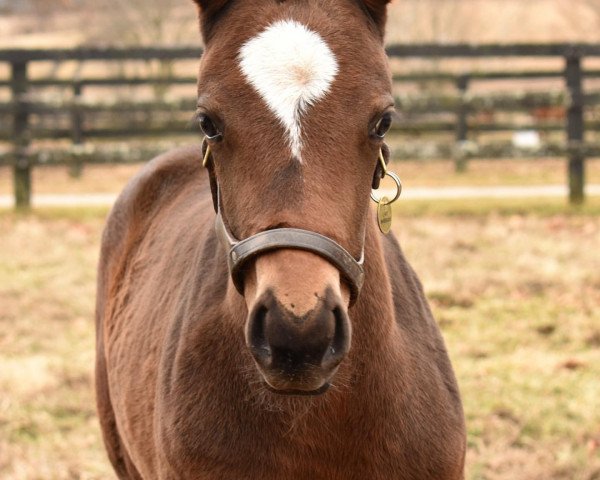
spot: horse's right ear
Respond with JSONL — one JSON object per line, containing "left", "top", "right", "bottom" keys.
{"left": 190, "top": 0, "right": 230, "bottom": 40}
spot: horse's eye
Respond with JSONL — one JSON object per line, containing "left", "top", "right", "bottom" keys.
{"left": 199, "top": 114, "right": 222, "bottom": 140}
{"left": 372, "top": 112, "right": 392, "bottom": 139}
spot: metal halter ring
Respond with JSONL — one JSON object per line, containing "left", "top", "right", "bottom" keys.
{"left": 371, "top": 150, "right": 402, "bottom": 204}
{"left": 370, "top": 170, "right": 402, "bottom": 204}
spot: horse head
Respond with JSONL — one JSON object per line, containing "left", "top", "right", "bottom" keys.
{"left": 193, "top": 0, "right": 393, "bottom": 395}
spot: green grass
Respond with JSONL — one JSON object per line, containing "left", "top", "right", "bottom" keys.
{"left": 0, "top": 208, "right": 599, "bottom": 479}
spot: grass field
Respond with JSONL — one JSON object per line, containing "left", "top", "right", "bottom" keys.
{"left": 0, "top": 200, "right": 599, "bottom": 479}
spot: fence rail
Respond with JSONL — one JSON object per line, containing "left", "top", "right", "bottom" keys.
{"left": 1, "top": 43, "right": 598, "bottom": 208}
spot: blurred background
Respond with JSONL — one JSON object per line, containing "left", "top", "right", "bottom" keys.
{"left": 0, "top": 1, "right": 599, "bottom": 479}
{"left": 4, "top": 0, "right": 600, "bottom": 47}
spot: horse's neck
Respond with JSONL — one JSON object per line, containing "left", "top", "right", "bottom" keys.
{"left": 350, "top": 221, "right": 400, "bottom": 354}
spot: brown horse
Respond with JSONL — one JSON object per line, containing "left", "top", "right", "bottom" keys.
{"left": 95, "top": 1, "right": 466, "bottom": 478}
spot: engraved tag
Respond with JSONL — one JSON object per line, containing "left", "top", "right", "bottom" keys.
{"left": 377, "top": 196, "right": 392, "bottom": 234}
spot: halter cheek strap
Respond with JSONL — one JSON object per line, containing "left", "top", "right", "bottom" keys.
{"left": 202, "top": 139, "right": 219, "bottom": 214}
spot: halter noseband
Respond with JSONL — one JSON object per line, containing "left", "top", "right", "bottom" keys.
{"left": 215, "top": 203, "right": 365, "bottom": 304}
{"left": 202, "top": 141, "right": 397, "bottom": 306}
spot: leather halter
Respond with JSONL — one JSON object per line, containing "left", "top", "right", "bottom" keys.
{"left": 203, "top": 141, "right": 389, "bottom": 306}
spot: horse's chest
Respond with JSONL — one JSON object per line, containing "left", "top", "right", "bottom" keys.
{"left": 166, "top": 411, "right": 436, "bottom": 480}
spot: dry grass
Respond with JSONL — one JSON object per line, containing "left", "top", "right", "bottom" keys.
{"left": 0, "top": 213, "right": 110, "bottom": 479}
{"left": 0, "top": 203, "right": 599, "bottom": 479}
{"left": 399, "top": 212, "right": 600, "bottom": 479}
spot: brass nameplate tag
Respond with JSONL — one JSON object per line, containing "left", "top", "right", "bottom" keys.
{"left": 377, "top": 196, "right": 392, "bottom": 234}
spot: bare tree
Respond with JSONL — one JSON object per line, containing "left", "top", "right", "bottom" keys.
{"left": 0, "top": 0, "right": 74, "bottom": 20}
{"left": 558, "top": 0, "right": 600, "bottom": 41}
{"left": 76, "top": 0, "right": 199, "bottom": 102}
{"left": 0, "top": 0, "right": 79, "bottom": 36}
{"left": 28, "top": 0, "right": 75, "bottom": 15}
{"left": 387, "top": 0, "right": 478, "bottom": 44}
{"left": 83, "top": 0, "right": 197, "bottom": 46}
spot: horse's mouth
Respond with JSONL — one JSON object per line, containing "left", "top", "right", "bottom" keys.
{"left": 263, "top": 381, "right": 331, "bottom": 396}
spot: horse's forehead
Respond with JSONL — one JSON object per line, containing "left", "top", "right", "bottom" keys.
{"left": 238, "top": 19, "right": 339, "bottom": 161}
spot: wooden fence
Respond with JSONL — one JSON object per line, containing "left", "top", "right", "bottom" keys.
{"left": 1, "top": 44, "right": 599, "bottom": 208}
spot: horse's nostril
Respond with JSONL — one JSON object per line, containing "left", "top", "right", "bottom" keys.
{"left": 321, "top": 306, "right": 351, "bottom": 370}
{"left": 247, "top": 304, "right": 272, "bottom": 368}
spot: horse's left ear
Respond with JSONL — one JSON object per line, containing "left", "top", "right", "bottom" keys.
{"left": 360, "top": 0, "right": 392, "bottom": 34}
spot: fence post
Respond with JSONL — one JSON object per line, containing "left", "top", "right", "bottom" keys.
{"left": 11, "top": 60, "right": 31, "bottom": 209}
{"left": 565, "top": 52, "right": 585, "bottom": 204}
{"left": 69, "top": 81, "right": 84, "bottom": 178}
{"left": 454, "top": 74, "right": 470, "bottom": 173}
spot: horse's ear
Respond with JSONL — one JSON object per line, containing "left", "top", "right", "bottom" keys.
{"left": 190, "top": 0, "right": 230, "bottom": 41}
{"left": 360, "top": 0, "right": 392, "bottom": 34}
{"left": 191, "top": 0, "right": 228, "bottom": 13}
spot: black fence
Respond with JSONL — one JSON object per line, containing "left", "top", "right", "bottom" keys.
{"left": 1, "top": 44, "right": 598, "bottom": 208}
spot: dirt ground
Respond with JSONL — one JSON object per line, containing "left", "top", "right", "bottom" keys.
{"left": 0, "top": 206, "right": 598, "bottom": 479}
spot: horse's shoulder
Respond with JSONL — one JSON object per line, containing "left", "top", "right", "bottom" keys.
{"left": 98, "top": 145, "right": 206, "bottom": 285}
{"left": 103, "top": 146, "right": 202, "bottom": 242}
{"left": 122, "top": 145, "right": 204, "bottom": 216}
{"left": 95, "top": 146, "right": 203, "bottom": 479}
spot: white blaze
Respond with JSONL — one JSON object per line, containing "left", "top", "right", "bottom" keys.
{"left": 239, "top": 19, "right": 339, "bottom": 160}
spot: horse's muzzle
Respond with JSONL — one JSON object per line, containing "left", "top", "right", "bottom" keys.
{"left": 246, "top": 288, "right": 351, "bottom": 394}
